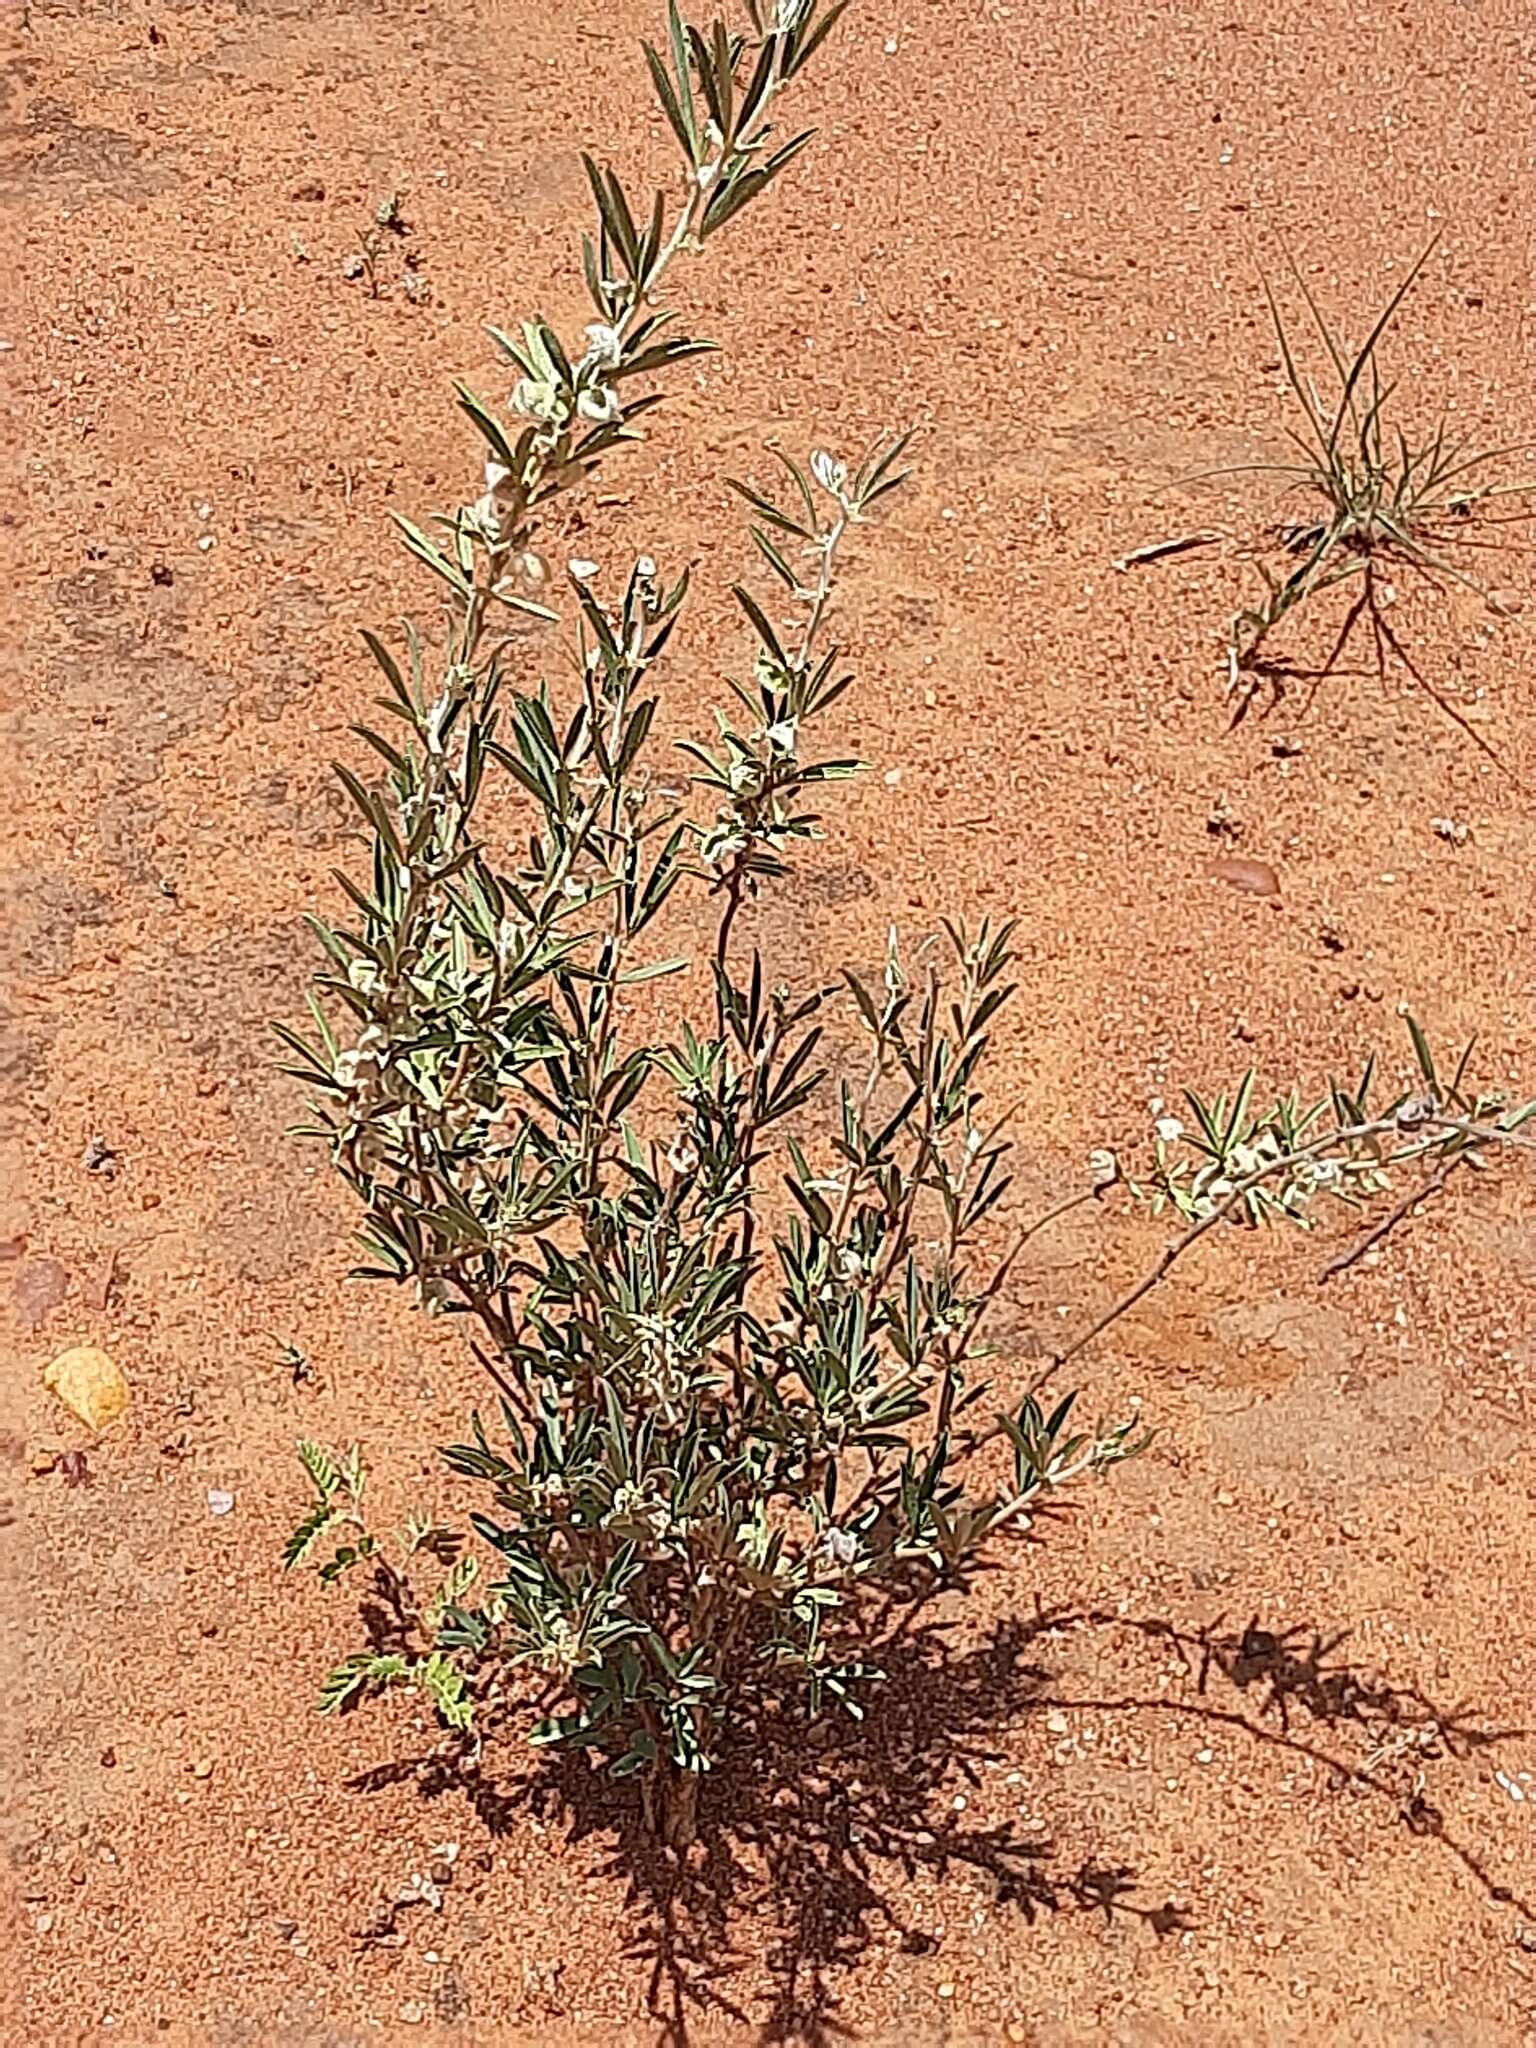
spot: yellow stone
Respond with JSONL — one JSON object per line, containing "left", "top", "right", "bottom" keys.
{"left": 43, "top": 1346, "right": 129, "bottom": 1432}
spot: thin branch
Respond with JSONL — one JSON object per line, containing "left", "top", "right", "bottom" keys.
{"left": 1052, "top": 1116, "right": 1403, "bottom": 1369}
{"left": 961, "top": 1186, "right": 1104, "bottom": 1355}
{"left": 796, "top": 506, "right": 849, "bottom": 668}
{"left": 1319, "top": 1155, "right": 1461, "bottom": 1281}
{"left": 1055, "top": 1106, "right": 1536, "bottom": 1368}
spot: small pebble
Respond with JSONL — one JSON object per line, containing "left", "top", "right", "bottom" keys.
{"left": 207, "top": 1489, "right": 235, "bottom": 1516}
{"left": 44, "top": 1346, "right": 129, "bottom": 1432}
{"left": 82, "top": 1135, "right": 118, "bottom": 1176}
{"left": 1206, "top": 855, "right": 1280, "bottom": 899}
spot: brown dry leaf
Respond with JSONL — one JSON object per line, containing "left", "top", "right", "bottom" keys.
{"left": 42, "top": 1346, "right": 130, "bottom": 1432}
{"left": 1206, "top": 854, "right": 1281, "bottom": 898}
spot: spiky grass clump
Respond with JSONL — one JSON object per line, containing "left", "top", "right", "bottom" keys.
{"left": 1219, "top": 240, "right": 1532, "bottom": 762}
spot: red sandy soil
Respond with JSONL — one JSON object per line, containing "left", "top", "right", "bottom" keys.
{"left": 8, "top": 0, "right": 1536, "bottom": 2040}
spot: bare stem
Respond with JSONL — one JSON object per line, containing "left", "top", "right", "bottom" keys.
{"left": 1319, "top": 1155, "right": 1461, "bottom": 1282}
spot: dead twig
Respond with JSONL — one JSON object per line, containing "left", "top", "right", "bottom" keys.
{"left": 1112, "top": 530, "right": 1223, "bottom": 573}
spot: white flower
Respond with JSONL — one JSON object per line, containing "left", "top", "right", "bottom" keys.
{"left": 1154, "top": 1115, "right": 1185, "bottom": 1145}
{"left": 511, "top": 376, "right": 565, "bottom": 424}
{"left": 468, "top": 491, "right": 513, "bottom": 545}
{"left": 483, "top": 456, "right": 515, "bottom": 497}
{"left": 823, "top": 1525, "right": 859, "bottom": 1566}
{"left": 701, "top": 822, "right": 747, "bottom": 870}
{"left": 635, "top": 554, "right": 657, "bottom": 580}
{"left": 579, "top": 322, "right": 623, "bottom": 371}
{"left": 1088, "top": 1147, "right": 1120, "bottom": 1191}
{"left": 567, "top": 556, "right": 600, "bottom": 580}
{"left": 667, "top": 1132, "right": 700, "bottom": 1177}
{"left": 810, "top": 448, "right": 847, "bottom": 497}
{"left": 576, "top": 384, "right": 620, "bottom": 423}
{"left": 764, "top": 717, "right": 798, "bottom": 756}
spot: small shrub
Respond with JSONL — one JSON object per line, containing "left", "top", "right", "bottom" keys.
{"left": 280, "top": 0, "right": 1140, "bottom": 1848}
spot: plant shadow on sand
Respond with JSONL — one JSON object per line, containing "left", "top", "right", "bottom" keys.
{"left": 342, "top": 1562, "right": 1529, "bottom": 2045}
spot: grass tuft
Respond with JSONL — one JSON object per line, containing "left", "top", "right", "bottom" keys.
{"left": 1208, "top": 238, "right": 1534, "bottom": 769}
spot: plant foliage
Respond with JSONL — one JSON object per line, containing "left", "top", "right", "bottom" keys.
{"left": 280, "top": 0, "right": 1139, "bottom": 1846}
